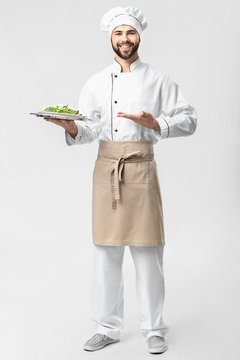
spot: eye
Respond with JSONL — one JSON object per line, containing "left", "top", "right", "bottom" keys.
{"left": 115, "top": 32, "right": 135, "bottom": 35}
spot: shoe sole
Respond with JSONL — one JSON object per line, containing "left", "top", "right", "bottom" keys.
{"left": 83, "top": 339, "right": 120, "bottom": 351}
{"left": 148, "top": 344, "right": 168, "bottom": 354}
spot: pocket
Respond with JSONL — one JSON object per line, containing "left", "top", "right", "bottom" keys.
{"left": 123, "top": 161, "right": 150, "bottom": 184}
{"left": 148, "top": 159, "right": 159, "bottom": 185}
{"left": 93, "top": 159, "right": 152, "bottom": 185}
{"left": 93, "top": 159, "right": 111, "bottom": 184}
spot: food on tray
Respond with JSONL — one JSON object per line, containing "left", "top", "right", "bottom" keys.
{"left": 43, "top": 105, "right": 82, "bottom": 115}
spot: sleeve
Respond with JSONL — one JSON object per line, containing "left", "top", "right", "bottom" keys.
{"left": 153, "top": 74, "right": 197, "bottom": 140}
{"left": 65, "top": 79, "right": 101, "bottom": 145}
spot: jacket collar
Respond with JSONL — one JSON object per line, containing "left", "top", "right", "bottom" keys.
{"left": 112, "top": 56, "right": 142, "bottom": 73}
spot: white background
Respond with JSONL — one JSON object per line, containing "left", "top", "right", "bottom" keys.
{"left": 1, "top": 0, "right": 239, "bottom": 359}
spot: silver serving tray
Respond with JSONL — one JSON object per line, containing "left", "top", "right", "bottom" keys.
{"left": 30, "top": 111, "right": 89, "bottom": 121}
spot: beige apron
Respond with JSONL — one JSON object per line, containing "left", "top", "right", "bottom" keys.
{"left": 92, "top": 140, "right": 165, "bottom": 246}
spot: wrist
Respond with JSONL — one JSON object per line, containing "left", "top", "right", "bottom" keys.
{"left": 67, "top": 122, "right": 78, "bottom": 139}
{"left": 153, "top": 119, "right": 161, "bottom": 131}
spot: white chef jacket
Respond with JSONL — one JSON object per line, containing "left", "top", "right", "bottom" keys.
{"left": 65, "top": 56, "right": 197, "bottom": 145}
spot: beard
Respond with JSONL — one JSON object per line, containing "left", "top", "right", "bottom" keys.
{"left": 111, "top": 38, "right": 140, "bottom": 59}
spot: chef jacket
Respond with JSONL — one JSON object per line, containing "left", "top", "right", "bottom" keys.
{"left": 65, "top": 56, "right": 197, "bottom": 145}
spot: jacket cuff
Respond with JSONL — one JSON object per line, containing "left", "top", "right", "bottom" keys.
{"left": 154, "top": 115, "right": 169, "bottom": 139}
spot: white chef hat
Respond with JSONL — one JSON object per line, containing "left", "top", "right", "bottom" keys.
{"left": 100, "top": 5, "right": 148, "bottom": 39}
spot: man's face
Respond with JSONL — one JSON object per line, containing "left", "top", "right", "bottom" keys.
{"left": 111, "top": 25, "right": 140, "bottom": 59}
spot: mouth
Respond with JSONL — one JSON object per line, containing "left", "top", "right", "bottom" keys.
{"left": 119, "top": 44, "right": 132, "bottom": 50}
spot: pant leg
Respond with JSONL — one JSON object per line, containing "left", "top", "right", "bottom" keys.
{"left": 90, "top": 243, "right": 125, "bottom": 340}
{"left": 129, "top": 245, "right": 170, "bottom": 341}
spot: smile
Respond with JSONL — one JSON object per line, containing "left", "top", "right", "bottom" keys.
{"left": 119, "top": 45, "right": 132, "bottom": 49}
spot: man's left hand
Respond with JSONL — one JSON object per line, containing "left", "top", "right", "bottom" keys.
{"left": 117, "top": 111, "right": 160, "bottom": 131}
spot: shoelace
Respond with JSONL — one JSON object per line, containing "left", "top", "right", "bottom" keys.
{"left": 149, "top": 336, "right": 165, "bottom": 343}
{"left": 90, "top": 333, "right": 108, "bottom": 344}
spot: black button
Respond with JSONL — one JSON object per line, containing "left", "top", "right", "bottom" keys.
{"left": 114, "top": 101, "right": 117, "bottom": 103}
{"left": 114, "top": 75, "right": 117, "bottom": 78}
{"left": 115, "top": 129, "right": 118, "bottom": 132}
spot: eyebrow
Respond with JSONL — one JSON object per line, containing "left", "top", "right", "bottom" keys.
{"left": 113, "top": 30, "right": 136, "bottom": 33}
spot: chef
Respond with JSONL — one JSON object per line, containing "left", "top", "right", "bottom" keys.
{"left": 44, "top": 5, "right": 197, "bottom": 354}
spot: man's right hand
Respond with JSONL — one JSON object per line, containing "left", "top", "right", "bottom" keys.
{"left": 43, "top": 117, "right": 78, "bottom": 139}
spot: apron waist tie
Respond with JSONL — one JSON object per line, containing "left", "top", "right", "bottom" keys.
{"left": 97, "top": 151, "right": 154, "bottom": 209}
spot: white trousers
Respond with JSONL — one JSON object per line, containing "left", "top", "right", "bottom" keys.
{"left": 90, "top": 244, "right": 170, "bottom": 341}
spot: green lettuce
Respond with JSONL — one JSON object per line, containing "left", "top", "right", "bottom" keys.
{"left": 43, "top": 105, "right": 81, "bottom": 115}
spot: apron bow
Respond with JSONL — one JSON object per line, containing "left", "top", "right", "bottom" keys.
{"left": 110, "top": 151, "right": 144, "bottom": 209}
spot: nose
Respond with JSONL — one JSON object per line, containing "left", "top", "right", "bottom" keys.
{"left": 121, "top": 33, "right": 130, "bottom": 42}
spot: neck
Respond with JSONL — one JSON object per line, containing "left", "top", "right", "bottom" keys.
{"left": 114, "top": 52, "right": 139, "bottom": 73}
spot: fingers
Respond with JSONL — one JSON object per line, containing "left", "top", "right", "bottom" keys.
{"left": 117, "top": 111, "right": 146, "bottom": 119}
{"left": 44, "top": 118, "right": 51, "bottom": 124}
{"left": 44, "top": 117, "right": 56, "bottom": 121}
{"left": 116, "top": 112, "right": 126, "bottom": 117}
{"left": 43, "top": 117, "right": 67, "bottom": 127}
{"left": 49, "top": 119, "right": 59, "bottom": 124}
{"left": 117, "top": 112, "right": 137, "bottom": 120}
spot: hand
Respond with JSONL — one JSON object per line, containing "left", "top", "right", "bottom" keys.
{"left": 117, "top": 111, "right": 160, "bottom": 131}
{"left": 43, "top": 117, "right": 73, "bottom": 129}
{"left": 43, "top": 118, "right": 78, "bottom": 138}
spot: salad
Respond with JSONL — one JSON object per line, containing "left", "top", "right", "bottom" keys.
{"left": 43, "top": 105, "right": 81, "bottom": 115}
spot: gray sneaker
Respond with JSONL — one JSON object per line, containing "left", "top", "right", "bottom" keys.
{"left": 147, "top": 336, "right": 168, "bottom": 354}
{"left": 83, "top": 333, "right": 120, "bottom": 351}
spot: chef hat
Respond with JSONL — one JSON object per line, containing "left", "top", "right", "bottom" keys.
{"left": 100, "top": 5, "right": 148, "bottom": 39}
